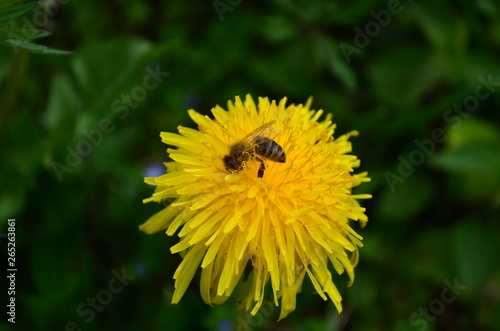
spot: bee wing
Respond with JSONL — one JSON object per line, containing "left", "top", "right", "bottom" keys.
{"left": 244, "top": 121, "right": 281, "bottom": 142}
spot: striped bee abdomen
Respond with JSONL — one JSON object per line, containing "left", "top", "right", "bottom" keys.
{"left": 253, "top": 136, "right": 286, "bottom": 163}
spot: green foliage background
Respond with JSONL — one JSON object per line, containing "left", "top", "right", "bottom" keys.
{"left": 1, "top": 0, "right": 500, "bottom": 330}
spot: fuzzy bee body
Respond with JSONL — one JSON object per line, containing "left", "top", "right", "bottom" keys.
{"left": 252, "top": 136, "right": 286, "bottom": 162}
{"left": 223, "top": 121, "right": 286, "bottom": 178}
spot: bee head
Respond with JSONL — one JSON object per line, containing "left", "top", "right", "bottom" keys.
{"left": 223, "top": 155, "right": 241, "bottom": 173}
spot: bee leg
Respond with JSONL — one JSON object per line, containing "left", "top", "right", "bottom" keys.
{"left": 256, "top": 157, "right": 265, "bottom": 178}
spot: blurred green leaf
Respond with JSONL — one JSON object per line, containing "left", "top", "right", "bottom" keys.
{"left": 315, "top": 34, "right": 357, "bottom": 90}
{"left": 408, "top": 228, "right": 453, "bottom": 281}
{"left": 367, "top": 46, "right": 437, "bottom": 109}
{"left": 0, "top": 187, "right": 24, "bottom": 222}
{"left": 453, "top": 220, "right": 496, "bottom": 291}
{"left": 431, "top": 117, "right": 500, "bottom": 201}
{"left": 0, "top": 0, "right": 34, "bottom": 8}
{"left": 0, "top": 27, "right": 50, "bottom": 40}
{"left": 70, "top": 38, "right": 152, "bottom": 116}
{"left": 411, "top": 2, "right": 468, "bottom": 55}
{"left": 430, "top": 143, "right": 500, "bottom": 178}
{"left": 430, "top": 143, "right": 500, "bottom": 200}
{"left": 446, "top": 118, "right": 500, "bottom": 150}
{"left": 258, "top": 15, "right": 297, "bottom": 42}
{"left": 3, "top": 38, "right": 75, "bottom": 54}
{"left": 43, "top": 73, "right": 83, "bottom": 132}
{"left": 0, "top": 1, "right": 37, "bottom": 23}
{"left": 42, "top": 73, "right": 83, "bottom": 162}
{"left": 377, "top": 173, "right": 435, "bottom": 222}
{"left": 248, "top": 47, "right": 314, "bottom": 96}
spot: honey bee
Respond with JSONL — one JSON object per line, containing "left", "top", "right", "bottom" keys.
{"left": 223, "top": 121, "right": 286, "bottom": 178}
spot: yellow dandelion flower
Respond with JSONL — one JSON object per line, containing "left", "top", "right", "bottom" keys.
{"left": 140, "top": 94, "right": 371, "bottom": 319}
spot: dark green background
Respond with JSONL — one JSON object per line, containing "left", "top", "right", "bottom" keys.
{"left": 1, "top": 0, "right": 499, "bottom": 330}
